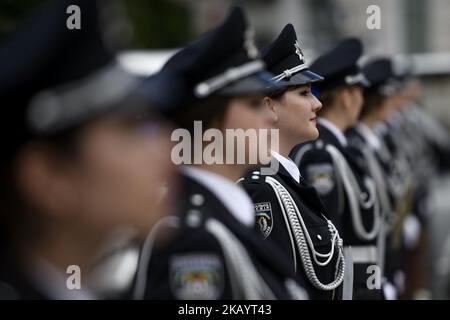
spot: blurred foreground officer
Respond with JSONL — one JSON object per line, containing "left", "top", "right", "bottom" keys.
{"left": 239, "top": 24, "right": 346, "bottom": 300}
{"left": 132, "top": 7, "right": 308, "bottom": 300}
{"left": 0, "top": 0, "right": 176, "bottom": 299}
{"left": 346, "top": 58, "right": 412, "bottom": 299}
{"left": 290, "top": 38, "right": 383, "bottom": 299}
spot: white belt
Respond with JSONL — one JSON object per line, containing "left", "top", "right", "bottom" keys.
{"left": 350, "top": 245, "right": 378, "bottom": 264}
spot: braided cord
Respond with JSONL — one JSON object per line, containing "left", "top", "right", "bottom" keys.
{"left": 265, "top": 176, "right": 345, "bottom": 291}
{"left": 326, "top": 144, "right": 381, "bottom": 241}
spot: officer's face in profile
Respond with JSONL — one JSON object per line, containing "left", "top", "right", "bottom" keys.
{"left": 345, "top": 85, "right": 364, "bottom": 123}
{"left": 221, "top": 94, "right": 275, "bottom": 166}
{"left": 376, "top": 97, "right": 394, "bottom": 122}
{"left": 16, "top": 113, "right": 176, "bottom": 240}
{"left": 265, "top": 84, "right": 322, "bottom": 145}
{"left": 393, "top": 85, "right": 416, "bottom": 110}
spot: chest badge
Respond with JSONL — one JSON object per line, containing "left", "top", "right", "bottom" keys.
{"left": 254, "top": 202, "right": 273, "bottom": 239}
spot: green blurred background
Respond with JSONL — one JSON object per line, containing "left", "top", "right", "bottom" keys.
{"left": 0, "top": 0, "right": 193, "bottom": 48}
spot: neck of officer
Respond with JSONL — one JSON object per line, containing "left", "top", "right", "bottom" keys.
{"left": 360, "top": 114, "right": 379, "bottom": 129}
{"left": 277, "top": 136, "right": 296, "bottom": 159}
{"left": 319, "top": 105, "right": 352, "bottom": 132}
{"left": 195, "top": 163, "right": 248, "bottom": 183}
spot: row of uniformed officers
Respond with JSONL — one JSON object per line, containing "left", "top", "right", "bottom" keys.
{"left": 1, "top": 0, "right": 449, "bottom": 300}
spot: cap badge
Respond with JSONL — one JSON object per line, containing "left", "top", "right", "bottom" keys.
{"left": 294, "top": 40, "right": 304, "bottom": 62}
{"left": 244, "top": 28, "right": 259, "bottom": 59}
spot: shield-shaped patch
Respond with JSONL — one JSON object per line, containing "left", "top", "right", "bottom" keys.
{"left": 170, "top": 253, "right": 224, "bottom": 300}
{"left": 254, "top": 202, "right": 273, "bottom": 239}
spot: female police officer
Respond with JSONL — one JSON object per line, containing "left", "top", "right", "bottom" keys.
{"left": 239, "top": 24, "right": 348, "bottom": 300}
{"left": 133, "top": 7, "right": 309, "bottom": 300}
{"left": 290, "top": 39, "right": 383, "bottom": 299}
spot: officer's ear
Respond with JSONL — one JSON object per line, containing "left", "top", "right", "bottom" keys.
{"left": 262, "top": 96, "right": 279, "bottom": 123}
{"left": 15, "top": 143, "right": 79, "bottom": 220}
{"left": 263, "top": 96, "right": 277, "bottom": 114}
{"left": 339, "top": 87, "right": 353, "bottom": 111}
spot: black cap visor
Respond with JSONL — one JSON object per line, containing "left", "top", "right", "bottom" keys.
{"left": 217, "top": 70, "right": 279, "bottom": 96}
{"left": 275, "top": 69, "right": 323, "bottom": 87}
{"left": 27, "top": 66, "right": 171, "bottom": 135}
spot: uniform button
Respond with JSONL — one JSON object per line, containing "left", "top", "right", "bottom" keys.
{"left": 252, "top": 175, "right": 259, "bottom": 179}
{"left": 190, "top": 194, "right": 205, "bottom": 206}
{"left": 252, "top": 171, "right": 260, "bottom": 175}
{"left": 316, "top": 140, "right": 324, "bottom": 149}
{"left": 317, "top": 235, "right": 322, "bottom": 240}
{"left": 186, "top": 210, "right": 202, "bottom": 227}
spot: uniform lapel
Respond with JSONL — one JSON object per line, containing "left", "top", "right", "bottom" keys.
{"left": 181, "top": 174, "right": 294, "bottom": 278}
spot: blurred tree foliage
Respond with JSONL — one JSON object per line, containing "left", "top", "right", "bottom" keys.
{"left": 0, "top": 0, "right": 47, "bottom": 39}
{"left": 0, "top": 0, "right": 193, "bottom": 48}
{"left": 125, "top": 0, "right": 193, "bottom": 49}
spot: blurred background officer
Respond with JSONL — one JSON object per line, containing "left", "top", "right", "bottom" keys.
{"left": 0, "top": 0, "right": 176, "bottom": 299}
{"left": 240, "top": 24, "right": 347, "bottom": 300}
{"left": 132, "top": 7, "right": 308, "bottom": 300}
{"left": 290, "top": 38, "right": 383, "bottom": 299}
{"left": 374, "top": 72, "right": 450, "bottom": 299}
{"left": 346, "top": 58, "right": 412, "bottom": 299}
{"left": 396, "top": 78, "right": 450, "bottom": 299}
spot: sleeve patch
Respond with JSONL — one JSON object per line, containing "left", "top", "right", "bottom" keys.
{"left": 169, "top": 253, "right": 224, "bottom": 299}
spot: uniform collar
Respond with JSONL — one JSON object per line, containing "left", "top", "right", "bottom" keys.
{"left": 271, "top": 150, "right": 300, "bottom": 183}
{"left": 317, "top": 117, "right": 348, "bottom": 147}
{"left": 355, "top": 123, "right": 381, "bottom": 151}
{"left": 387, "top": 111, "right": 404, "bottom": 129}
{"left": 182, "top": 166, "right": 255, "bottom": 227}
{"left": 374, "top": 121, "right": 389, "bottom": 135}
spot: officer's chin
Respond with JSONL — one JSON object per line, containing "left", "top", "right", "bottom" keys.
{"left": 309, "top": 126, "right": 320, "bottom": 141}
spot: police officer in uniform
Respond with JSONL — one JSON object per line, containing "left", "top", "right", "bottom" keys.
{"left": 239, "top": 24, "right": 347, "bottom": 300}
{"left": 346, "top": 58, "right": 412, "bottom": 299}
{"left": 375, "top": 74, "right": 446, "bottom": 299}
{"left": 0, "top": 0, "right": 176, "bottom": 299}
{"left": 132, "top": 8, "right": 308, "bottom": 300}
{"left": 290, "top": 38, "right": 383, "bottom": 300}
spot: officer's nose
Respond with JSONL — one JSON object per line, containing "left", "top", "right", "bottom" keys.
{"left": 312, "top": 95, "right": 323, "bottom": 113}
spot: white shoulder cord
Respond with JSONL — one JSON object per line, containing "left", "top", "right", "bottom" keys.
{"left": 268, "top": 176, "right": 337, "bottom": 265}
{"left": 325, "top": 144, "right": 381, "bottom": 241}
{"left": 375, "top": 132, "right": 412, "bottom": 200}
{"left": 357, "top": 143, "right": 394, "bottom": 224}
{"left": 265, "top": 176, "right": 345, "bottom": 291}
{"left": 235, "top": 177, "right": 299, "bottom": 274}
{"left": 356, "top": 143, "right": 393, "bottom": 276}
{"left": 293, "top": 144, "right": 313, "bottom": 168}
{"left": 205, "top": 218, "right": 276, "bottom": 300}
{"left": 349, "top": 132, "right": 393, "bottom": 274}
{"left": 132, "top": 216, "right": 181, "bottom": 300}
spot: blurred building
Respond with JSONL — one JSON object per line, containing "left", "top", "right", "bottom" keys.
{"left": 169, "top": 0, "right": 450, "bottom": 127}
